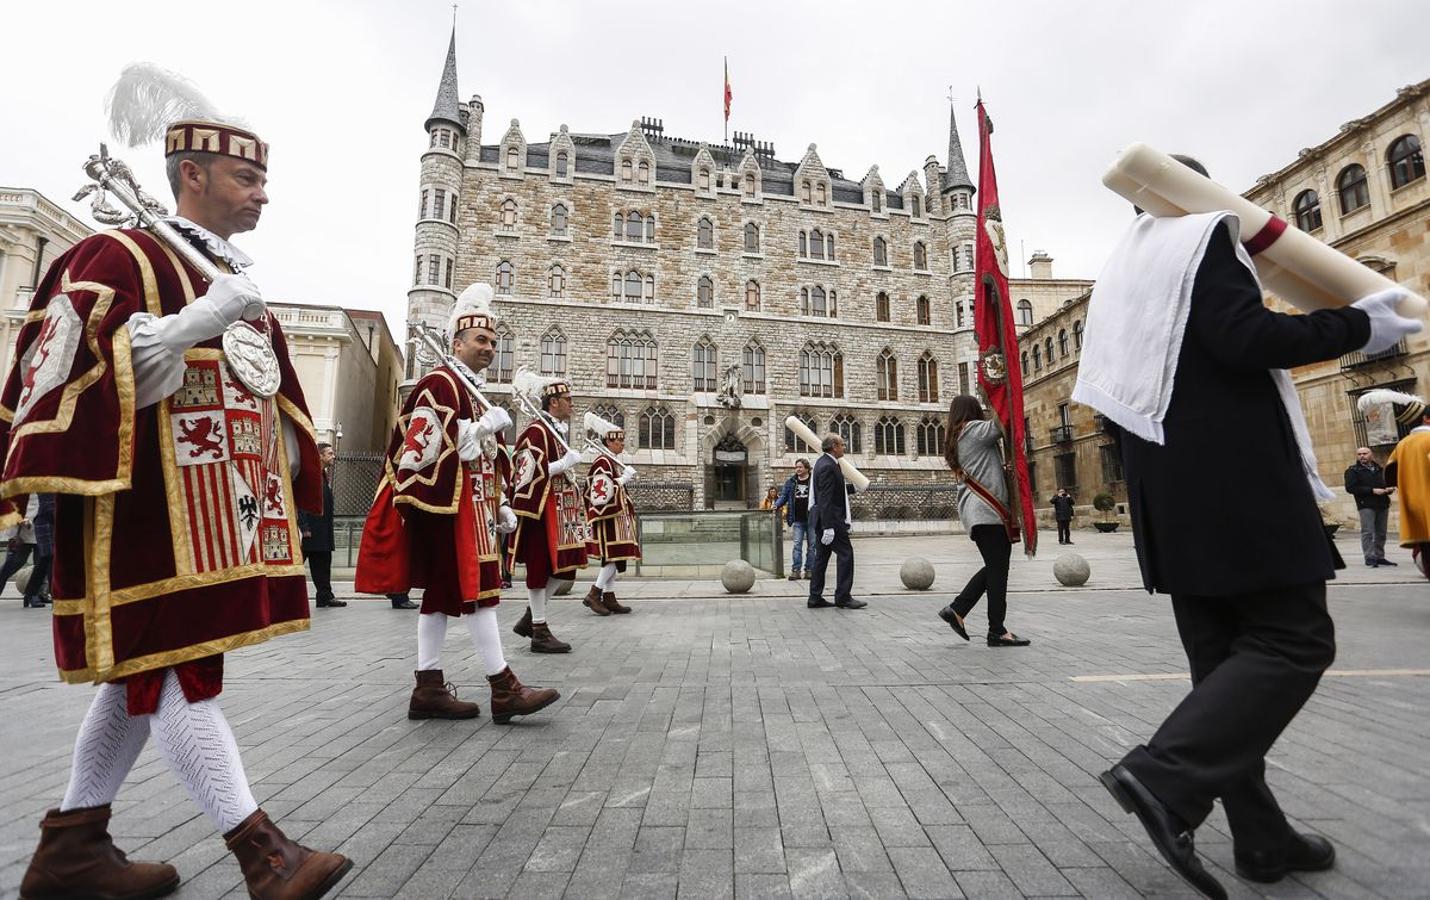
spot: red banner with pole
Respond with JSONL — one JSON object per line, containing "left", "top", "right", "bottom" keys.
{"left": 972, "top": 97, "right": 1037, "bottom": 556}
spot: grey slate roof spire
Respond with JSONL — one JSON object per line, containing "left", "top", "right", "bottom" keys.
{"left": 943, "top": 103, "right": 973, "bottom": 193}
{"left": 425, "top": 25, "right": 464, "bottom": 132}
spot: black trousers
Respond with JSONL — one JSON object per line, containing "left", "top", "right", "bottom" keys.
{"left": 953, "top": 524, "right": 1012, "bottom": 636}
{"left": 23, "top": 552, "right": 51, "bottom": 600}
{"left": 1056, "top": 519, "right": 1072, "bottom": 543}
{"left": 1122, "top": 581, "right": 1335, "bottom": 853}
{"left": 0, "top": 544, "right": 33, "bottom": 592}
{"left": 808, "top": 525, "right": 853, "bottom": 604}
{"left": 307, "top": 551, "right": 334, "bottom": 601}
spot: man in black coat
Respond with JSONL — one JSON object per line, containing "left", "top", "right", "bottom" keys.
{"left": 1077, "top": 192, "right": 1421, "bottom": 898}
{"left": 300, "top": 443, "right": 344, "bottom": 608}
{"left": 807, "top": 434, "right": 865, "bottom": 610}
{"left": 1050, "top": 489, "right": 1075, "bottom": 545}
{"left": 1344, "top": 447, "right": 1394, "bottom": 567}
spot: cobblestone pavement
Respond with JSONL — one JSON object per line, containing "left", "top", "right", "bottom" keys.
{"left": 1, "top": 532, "right": 1426, "bottom": 899}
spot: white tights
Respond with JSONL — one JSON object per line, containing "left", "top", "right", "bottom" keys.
{"left": 594, "top": 563, "right": 619, "bottom": 591}
{"left": 61, "top": 671, "right": 258, "bottom": 833}
{"left": 416, "top": 609, "right": 507, "bottom": 677}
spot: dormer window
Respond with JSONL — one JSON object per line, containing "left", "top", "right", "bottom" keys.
{"left": 505, "top": 146, "right": 520, "bottom": 170}
{"left": 698, "top": 168, "right": 711, "bottom": 192}
{"left": 621, "top": 159, "right": 633, "bottom": 182}
{"left": 872, "top": 191, "right": 882, "bottom": 213}
{"left": 815, "top": 183, "right": 826, "bottom": 205}
{"left": 555, "top": 151, "right": 569, "bottom": 177}
{"left": 800, "top": 180, "right": 812, "bottom": 203}
{"left": 638, "top": 160, "right": 651, "bottom": 184}
{"left": 743, "top": 176, "right": 756, "bottom": 198}
{"left": 911, "top": 195, "right": 922, "bottom": 218}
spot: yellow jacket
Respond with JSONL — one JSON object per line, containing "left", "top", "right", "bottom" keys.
{"left": 1387, "top": 427, "right": 1430, "bottom": 546}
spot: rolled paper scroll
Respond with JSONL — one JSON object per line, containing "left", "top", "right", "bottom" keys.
{"left": 1103, "top": 142, "right": 1426, "bottom": 318}
{"left": 784, "top": 416, "right": 871, "bottom": 492}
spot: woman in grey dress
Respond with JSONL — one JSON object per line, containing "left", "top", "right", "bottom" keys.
{"left": 938, "top": 395, "right": 1030, "bottom": 647}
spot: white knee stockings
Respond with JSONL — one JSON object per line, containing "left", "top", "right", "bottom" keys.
{"left": 527, "top": 587, "right": 549, "bottom": 624}
{"left": 416, "top": 609, "right": 507, "bottom": 677}
{"left": 594, "top": 563, "right": 619, "bottom": 591}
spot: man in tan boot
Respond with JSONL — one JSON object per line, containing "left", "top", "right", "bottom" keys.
{"left": 582, "top": 411, "right": 639, "bottom": 615}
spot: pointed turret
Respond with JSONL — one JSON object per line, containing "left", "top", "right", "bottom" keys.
{"left": 425, "top": 26, "right": 464, "bottom": 133}
{"left": 942, "top": 104, "right": 973, "bottom": 194}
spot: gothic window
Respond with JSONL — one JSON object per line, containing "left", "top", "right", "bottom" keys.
{"left": 816, "top": 182, "right": 826, "bottom": 205}
{"left": 638, "top": 405, "right": 675, "bottom": 449}
{"left": 621, "top": 159, "right": 633, "bottom": 182}
{"left": 495, "top": 260, "right": 514, "bottom": 294}
{"left": 871, "top": 190, "right": 883, "bottom": 213}
{"left": 485, "top": 324, "right": 514, "bottom": 383}
{"left": 589, "top": 404, "right": 625, "bottom": 433}
{"left": 809, "top": 229, "right": 825, "bottom": 260}
{"left": 1017, "top": 299, "right": 1034, "bottom": 326}
{"left": 1045, "top": 337, "right": 1055, "bottom": 366}
{"left": 427, "top": 254, "right": 440, "bottom": 286}
{"left": 413, "top": 254, "right": 422, "bottom": 285}
{"left": 916, "top": 295, "right": 931, "bottom": 326}
{"left": 910, "top": 195, "right": 922, "bottom": 218}
{"left": 697, "top": 217, "right": 714, "bottom": 250}
{"left": 745, "top": 280, "right": 761, "bottom": 311}
{"left": 873, "top": 237, "right": 887, "bottom": 267}
{"left": 876, "top": 348, "right": 898, "bottom": 402}
{"left": 825, "top": 233, "right": 835, "bottom": 261}
{"left": 1337, "top": 164, "right": 1369, "bottom": 213}
{"left": 548, "top": 265, "right": 566, "bottom": 298}
{"left": 916, "top": 416, "right": 945, "bottom": 456}
{"left": 798, "top": 231, "right": 808, "bottom": 257}
{"left": 444, "top": 258, "right": 453, "bottom": 290}
{"left": 1058, "top": 329, "right": 1069, "bottom": 358}
{"left": 612, "top": 269, "right": 651, "bottom": 303}
{"left": 913, "top": 241, "right": 927, "bottom": 270}
{"left": 800, "top": 180, "right": 812, "bottom": 203}
{"left": 955, "top": 300, "right": 965, "bottom": 328}
{"left": 506, "top": 145, "right": 519, "bottom": 169}
{"left": 785, "top": 414, "right": 818, "bottom": 453}
{"left": 1032, "top": 345, "right": 1042, "bottom": 371}
{"left": 697, "top": 275, "right": 714, "bottom": 308}
{"left": 539, "top": 328, "right": 567, "bottom": 376}
{"left": 638, "top": 160, "right": 651, "bottom": 184}
{"left": 434, "top": 188, "right": 446, "bottom": 223}
{"left": 692, "top": 337, "right": 718, "bottom": 391}
{"left": 742, "top": 340, "right": 766, "bottom": 393}
{"left": 613, "top": 211, "right": 623, "bottom": 239}
{"left": 874, "top": 416, "right": 906, "bottom": 455}
{"left": 1021, "top": 351, "right": 1029, "bottom": 375}
{"left": 801, "top": 285, "right": 829, "bottom": 317}
{"left": 606, "top": 330, "right": 658, "bottom": 390}
{"left": 831, "top": 413, "right": 862, "bottom": 454}
{"left": 448, "top": 193, "right": 458, "bottom": 223}
{"left": 829, "top": 289, "right": 838, "bottom": 317}
{"left": 743, "top": 176, "right": 756, "bottom": 198}
{"left": 555, "top": 151, "right": 569, "bottom": 177}
{"left": 1388, "top": 134, "right": 1425, "bottom": 189}
{"left": 698, "top": 168, "right": 711, "bottom": 191}
{"left": 1073, "top": 320, "right": 1084, "bottom": 349}
{"left": 626, "top": 211, "right": 643, "bottom": 243}
{"left": 744, "top": 222, "right": 760, "bottom": 253}
{"left": 419, "top": 189, "right": 429, "bottom": 218}
{"left": 1293, "top": 189, "right": 1322, "bottom": 232}
{"left": 500, "top": 198, "right": 517, "bottom": 231}
{"left": 875, "top": 291, "right": 890, "bottom": 322}
{"left": 645, "top": 274, "right": 655, "bottom": 301}
{"left": 917, "top": 352, "right": 939, "bottom": 403}
{"left": 645, "top": 214, "right": 655, "bottom": 242}
{"left": 550, "top": 203, "right": 568, "bottom": 236}
{"left": 799, "top": 342, "right": 843, "bottom": 398}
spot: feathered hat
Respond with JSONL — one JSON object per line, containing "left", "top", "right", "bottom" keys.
{"left": 107, "top": 62, "right": 268, "bottom": 169}
{"left": 513, "top": 365, "right": 570, "bottom": 406}
{"left": 584, "top": 411, "right": 624, "bottom": 442}
{"left": 1357, "top": 388, "right": 1426, "bottom": 425}
{"left": 448, "top": 282, "right": 499, "bottom": 341}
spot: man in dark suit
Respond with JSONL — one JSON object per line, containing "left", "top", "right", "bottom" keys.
{"left": 1077, "top": 178, "right": 1420, "bottom": 898}
{"left": 300, "top": 442, "right": 345, "bottom": 608}
{"left": 807, "top": 434, "right": 866, "bottom": 610}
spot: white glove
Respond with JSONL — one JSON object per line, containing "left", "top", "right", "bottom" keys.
{"left": 1352, "top": 288, "right": 1423, "bottom": 355}
{"left": 549, "top": 448, "right": 582, "bottom": 476}
{"left": 155, "top": 274, "right": 264, "bottom": 354}
{"left": 496, "top": 504, "right": 517, "bottom": 534}
{"left": 455, "top": 418, "right": 481, "bottom": 461}
{"left": 821, "top": 528, "right": 834, "bottom": 546}
{"left": 618, "top": 465, "right": 637, "bottom": 484}
{"left": 473, "top": 405, "right": 512, "bottom": 438}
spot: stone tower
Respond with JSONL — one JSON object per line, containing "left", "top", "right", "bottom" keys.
{"left": 942, "top": 103, "right": 978, "bottom": 377}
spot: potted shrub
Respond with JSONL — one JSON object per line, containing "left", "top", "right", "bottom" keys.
{"left": 1092, "top": 492, "right": 1120, "bottom": 532}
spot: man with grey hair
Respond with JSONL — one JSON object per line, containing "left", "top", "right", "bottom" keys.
{"left": 1344, "top": 446, "right": 1394, "bottom": 566}
{"left": 807, "top": 434, "right": 866, "bottom": 609}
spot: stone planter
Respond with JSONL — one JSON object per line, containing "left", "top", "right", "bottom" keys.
{"left": 1094, "top": 522, "right": 1120, "bottom": 533}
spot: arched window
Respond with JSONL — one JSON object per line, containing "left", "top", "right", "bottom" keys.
{"left": 1044, "top": 337, "right": 1055, "bottom": 366}
{"left": 621, "top": 159, "right": 633, "bottom": 181}
{"left": 785, "top": 414, "right": 819, "bottom": 453}
{"left": 955, "top": 300, "right": 965, "bottom": 328}
{"left": 1017, "top": 299, "right": 1034, "bottom": 326}
{"left": 1021, "top": 351, "right": 1029, "bottom": 375}
{"left": 798, "top": 231, "right": 808, "bottom": 258}
{"left": 917, "top": 352, "right": 939, "bottom": 403}
{"left": 485, "top": 324, "right": 514, "bottom": 384}
{"left": 539, "top": 328, "right": 567, "bottom": 376}
{"left": 506, "top": 146, "right": 520, "bottom": 170}
{"left": 825, "top": 233, "right": 835, "bottom": 261}
{"left": 697, "top": 275, "right": 714, "bottom": 308}
{"left": 815, "top": 182, "right": 827, "bottom": 205}
{"left": 606, "top": 330, "right": 658, "bottom": 390}
{"left": 873, "top": 237, "right": 888, "bottom": 267}
{"left": 638, "top": 405, "right": 675, "bottom": 449}
{"left": 638, "top": 160, "right": 651, "bottom": 184}
{"left": 644, "top": 274, "right": 655, "bottom": 301}
{"left": 871, "top": 190, "right": 883, "bottom": 213}
{"left": 645, "top": 215, "right": 656, "bottom": 242}
{"left": 877, "top": 348, "right": 898, "bottom": 401}
{"left": 809, "top": 229, "right": 825, "bottom": 260}
{"left": 743, "top": 175, "right": 756, "bottom": 198}
{"left": 831, "top": 413, "right": 862, "bottom": 454}
{"left": 874, "top": 416, "right": 906, "bottom": 455}
{"left": 692, "top": 337, "right": 718, "bottom": 391}
{"left": 626, "top": 211, "right": 644, "bottom": 243}
{"left": 744, "top": 222, "right": 760, "bottom": 253}
{"left": 419, "top": 189, "right": 429, "bottom": 218}
{"left": 829, "top": 289, "right": 838, "bottom": 317}
{"left": 698, "top": 168, "right": 711, "bottom": 191}
{"left": 550, "top": 203, "right": 568, "bottom": 235}
{"left": 915, "top": 416, "right": 945, "bottom": 456}
{"left": 548, "top": 265, "right": 566, "bottom": 298}
{"left": 495, "top": 260, "right": 514, "bottom": 295}
{"left": 613, "top": 269, "right": 651, "bottom": 303}
{"left": 555, "top": 151, "right": 569, "bottom": 178}
{"left": 800, "top": 180, "right": 812, "bottom": 203}
{"left": 799, "top": 342, "right": 843, "bottom": 398}
{"left": 742, "top": 340, "right": 766, "bottom": 393}
{"left": 613, "top": 212, "right": 624, "bottom": 239}
{"left": 1293, "top": 189, "right": 1322, "bottom": 232}
{"left": 876, "top": 291, "right": 890, "bottom": 322}
{"left": 805, "top": 285, "right": 827, "bottom": 317}
{"left": 588, "top": 403, "right": 624, "bottom": 433}
{"left": 916, "top": 295, "right": 931, "bottom": 326}
{"left": 910, "top": 195, "right": 922, "bottom": 218}
{"left": 500, "top": 198, "right": 517, "bottom": 231}
{"left": 448, "top": 193, "right": 458, "bottom": 223}
{"left": 1073, "top": 320, "right": 1084, "bottom": 349}
{"left": 1337, "top": 164, "right": 1369, "bottom": 214}
{"left": 624, "top": 270, "right": 641, "bottom": 300}
{"left": 745, "top": 279, "right": 761, "bottom": 311}
{"left": 1032, "top": 346, "right": 1042, "bottom": 371}
{"left": 697, "top": 217, "right": 714, "bottom": 250}
{"left": 913, "top": 241, "right": 927, "bottom": 270}
{"left": 1388, "top": 134, "right": 1425, "bottom": 189}
{"left": 1058, "top": 329, "right": 1069, "bottom": 358}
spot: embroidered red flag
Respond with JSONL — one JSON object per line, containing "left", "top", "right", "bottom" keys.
{"left": 972, "top": 98, "right": 1038, "bottom": 556}
{"left": 724, "top": 57, "right": 732, "bottom": 122}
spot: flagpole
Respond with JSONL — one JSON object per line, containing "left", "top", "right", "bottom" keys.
{"left": 723, "top": 56, "right": 729, "bottom": 144}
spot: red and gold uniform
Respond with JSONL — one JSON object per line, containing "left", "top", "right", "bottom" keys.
{"left": 586, "top": 454, "right": 641, "bottom": 564}
{"left": 507, "top": 418, "right": 588, "bottom": 584}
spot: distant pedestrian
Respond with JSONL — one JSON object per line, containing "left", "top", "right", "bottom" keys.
{"left": 1344, "top": 447, "right": 1394, "bottom": 567}
{"left": 807, "top": 438, "right": 865, "bottom": 609}
{"left": 300, "top": 443, "right": 345, "bottom": 608}
{"left": 760, "top": 487, "right": 777, "bottom": 510}
{"left": 22, "top": 494, "right": 55, "bottom": 608}
{"left": 1051, "top": 489, "right": 1075, "bottom": 545}
{"left": 774, "top": 459, "right": 815, "bottom": 580}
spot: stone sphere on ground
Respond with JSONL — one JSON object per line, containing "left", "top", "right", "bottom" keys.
{"left": 899, "top": 557, "right": 936, "bottom": 590}
{"left": 721, "top": 559, "right": 756, "bottom": 594}
{"left": 552, "top": 579, "right": 574, "bottom": 596}
{"left": 12, "top": 566, "right": 34, "bottom": 595}
{"left": 1053, "top": 553, "right": 1090, "bottom": 587}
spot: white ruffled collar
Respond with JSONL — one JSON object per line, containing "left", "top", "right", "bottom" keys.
{"left": 164, "top": 216, "right": 255, "bottom": 270}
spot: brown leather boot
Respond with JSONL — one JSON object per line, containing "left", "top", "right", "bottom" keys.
{"left": 408, "top": 670, "right": 480, "bottom": 719}
{"left": 224, "top": 809, "right": 351, "bottom": 900}
{"left": 488, "top": 666, "right": 561, "bottom": 724}
{"left": 529, "top": 621, "right": 571, "bottom": 653}
{"left": 601, "top": 591, "right": 632, "bottom": 614}
{"left": 512, "top": 606, "right": 533, "bottom": 638}
{"left": 20, "top": 804, "right": 179, "bottom": 900}
{"left": 582, "top": 585, "right": 611, "bottom": 616}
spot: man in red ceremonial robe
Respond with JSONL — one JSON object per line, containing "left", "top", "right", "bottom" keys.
{"left": 508, "top": 377, "right": 587, "bottom": 652}
{"left": 581, "top": 412, "right": 638, "bottom": 616}
{"left": 354, "top": 283, "right": 558, "bottom": 723}
{"left": 1, "top": 88, "right": 349, "bottom": 900}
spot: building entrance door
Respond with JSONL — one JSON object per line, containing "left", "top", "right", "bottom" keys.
{"left": 710, "top": 434, "right": 748, "bottom": 508}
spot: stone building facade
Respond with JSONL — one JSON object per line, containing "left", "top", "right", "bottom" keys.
{"left": 407, "top": 29, "right": 1065, "bottom": 509}
{"left": 0, "top": 187, "right": 93, "bottom": 378}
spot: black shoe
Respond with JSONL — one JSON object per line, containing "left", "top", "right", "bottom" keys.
{"left": 788, "top": 572, "right": 801, "bottom": 581}
{"left": 1100, "top": 764, "right": 1226, "bottom": 900}
{"left": 988, "top": 633, "right": 1031, "bottom": 647}
{"left": 939, "top": 606, "right": 970, "bottom": 641}
{"left": 316, "top": 598, "right": 347, "bottom": 608}
{"left": 1366, "top": 560, "right": 1379, "bottom": 567}
{"left": 1234, "top": 832, "right": 1335, "bottom": 883}
{"left": 391, "top": 599, "right": 419, "bottom": 609}
{"left": 834, "top": 599, "right": 867, "bottom": 609}
{"left": 807, "top": 598, "right": 833, "bottom": 608}
{"left": 1378, "top": 559, "right": 1397, "bottom": 567}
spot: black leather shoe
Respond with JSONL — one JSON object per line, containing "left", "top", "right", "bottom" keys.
{"left": 1234, "top": 832, "right": 1334, "bottom": 883}
{"left": 835, "top": 599, "right": 868, "bottom": 609}
{"left": 807, "top": 598, "right": 833, "bottom": 608}
{"left": 1378, "top": 559, "right": 1398, "bottom": 566}
{"left": 316, "top": 598, "right": 347, "bottom": 608}
{"left": 988, "top": 633, "right": 1031, "bottom": 647}
{"left": 1100, "top": 764, "right": 1226, "bottom": 899}
{"left": 938, "top": 606, "right": 970, "bottom": 641}
{"left": 391, "top": 599, "right": 419, "bottom": 609}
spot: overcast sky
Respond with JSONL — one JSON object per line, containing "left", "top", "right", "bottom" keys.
{"left": 3, "top": 0, "right": 1424, "bottom": 338}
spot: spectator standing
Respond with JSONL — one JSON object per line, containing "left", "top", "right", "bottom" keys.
{"left": 1051, "top": 489, "right": 1076, "bottom": 545}
{"left": 774, "top": 459, "right": 815, "bottom": 580}
{"left": 1344, "top": 447, "right": 1394, "bottom": 567}
{"left": 300, "top": 443, "right": 345, "bottom": 608}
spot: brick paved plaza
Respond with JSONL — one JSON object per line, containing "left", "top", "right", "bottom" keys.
{"left": 1, "top": 532, "right": 1426, "bottom": 899}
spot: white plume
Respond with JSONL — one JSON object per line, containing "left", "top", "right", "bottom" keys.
{"left": 585, "top": 410, "right": 621, "bottom": 438}
{"left": 106, "top": 62, "right": 225, "bottom": 147}
{"left": 512, "top": 365, "right": 546, "bottom": 405}
{"left": 1357, "top": 389, "right": 1424, "bottom": 414}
